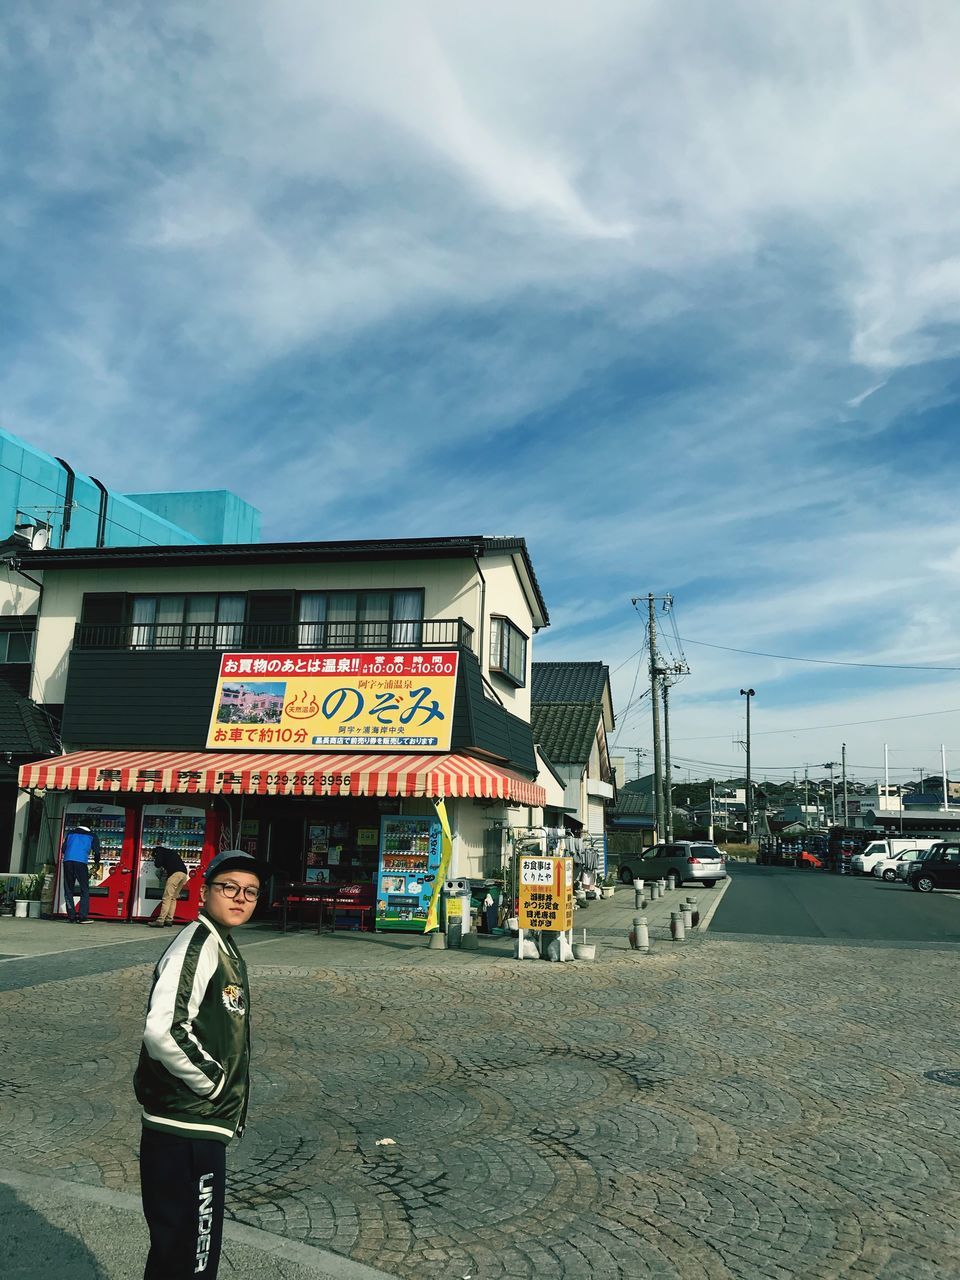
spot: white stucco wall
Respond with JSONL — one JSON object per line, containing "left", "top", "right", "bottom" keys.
{"left": 31, "top": 556, "right": 528, "bottom": 706}
{"left": 478, "top": 553, "right": 539, "bottom": 720}
{"left": 0, "top": 573, "right": 40, "bottom": 620}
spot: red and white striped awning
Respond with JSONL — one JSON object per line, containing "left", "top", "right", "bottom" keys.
{"left": 18, "top": 750, "right": 546, "bottom": 806}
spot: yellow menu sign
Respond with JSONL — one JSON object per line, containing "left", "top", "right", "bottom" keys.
{"left": 206, "top": 651, "right": 459, "bottom": 752}
{"left": 518, "top": 855, "right": 573, "bottom": 931}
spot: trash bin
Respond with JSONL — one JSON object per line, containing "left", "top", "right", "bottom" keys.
{"left": 442, "top": 877, "right": 471, "bottom": 947}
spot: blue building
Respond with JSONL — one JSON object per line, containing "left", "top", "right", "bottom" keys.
{"left": 0, "top": 426, "right": 260, "bottom": 871}
{"left": 0, "top": 428, "right": 260, "bottom": 550}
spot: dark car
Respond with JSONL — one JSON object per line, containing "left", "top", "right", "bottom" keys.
{"left": 908, "top": 842, "right": 960, "bottom": 893}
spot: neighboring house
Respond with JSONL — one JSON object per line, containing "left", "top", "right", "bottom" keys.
{"left": 0, "top": 425, "right": 260, "bottom": 869}
{"left": 13, "top": 535, "right": 551, "bottom": 890}
{"left": 530, "top": 661, "right": 616, "bottom": 840}
{"left": 606, "top": 787, "right": 656, "bottom": 845}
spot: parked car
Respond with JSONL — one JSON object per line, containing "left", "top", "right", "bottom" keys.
{"left": 896, "top": 845, "right": 942, "bottom": 882}
{"left": 871, "top": 848, "right": 926, "bottom": 881}
{"left": 852, "top": 838, "right": 937, "bottom": 876}
{"left": 617, "top": 841, "right": 727, "bottom": 888}
{"left": 907, "top": 842, "right": 960, "bottom": 893}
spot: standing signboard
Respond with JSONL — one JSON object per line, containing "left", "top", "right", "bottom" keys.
{"left": 517, "top": 855, "right": 573, "bottom": 959}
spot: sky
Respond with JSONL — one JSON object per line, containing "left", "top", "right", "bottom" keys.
{"left": 3, "top": 2, "right": 960, "bottom": 790}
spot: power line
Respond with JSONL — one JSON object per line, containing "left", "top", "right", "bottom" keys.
{"left": 673, "top": 704, "right": 960, "bottom": 740}
{"left": 678, "top": 635, "right": 960, "bottom": 672}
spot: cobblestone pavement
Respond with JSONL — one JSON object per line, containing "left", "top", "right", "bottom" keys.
{"left": 1, "top": 879, "right": 959, "bottom": 1279}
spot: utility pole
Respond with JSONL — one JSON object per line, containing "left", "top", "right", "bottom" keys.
{"left": 823, "top": 761, "right": 839, "bottom": 825}
{"left": 648, "top": 594, "right": 665, "bottom": 844}
{"left": 803, "top": 766, "right": 809, "bottom": 824}
{"left": 942, "top": 744, "right": 950, "bottom": 812}
{"left": 707, "top": 779, "right": 715, "bottom": 842}
{"left": 841, "top": 743, "right": 848, "bottom": 824}
{"left": 662, "top": 680, "right": 673, "bottom": 841}
{"left": 740, "top": 688, "right": 755, "bottom": 843}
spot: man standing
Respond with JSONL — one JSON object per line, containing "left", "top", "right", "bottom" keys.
{"left": 134, "top": 850, "right": 265, "bottom": 1279}
{"left": 61, "top": 823, "right": 101, "bottom": 923}
{"left": 150, "top": 844, "right": 189, "bottom": 927}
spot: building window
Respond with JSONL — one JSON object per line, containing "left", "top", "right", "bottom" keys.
{"left": 0, "top": 631, "right": 34, "bottom": 662}
{"left": 79, "top": 589, "right": 426, "bottom": 650}
{"left": 489, "top": 616, "right": 527, "bottom": 686}
{"left": 298, "top": 590, "right": 423, "bottom": 648}
{"left": 129, "top": 593, "right": 247, "bottom": 649}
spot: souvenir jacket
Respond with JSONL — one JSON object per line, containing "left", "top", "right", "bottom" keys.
{"left": 134, "top": 911, "right": 251, "bottom": 1144}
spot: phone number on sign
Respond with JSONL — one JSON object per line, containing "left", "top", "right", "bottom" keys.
{"left": 245, "top": 773, "right": 352, "bottom": 787}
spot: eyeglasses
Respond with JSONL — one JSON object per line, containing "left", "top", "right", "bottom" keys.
{"left": 209, "top": 880, "right": 260, "bottom": 903}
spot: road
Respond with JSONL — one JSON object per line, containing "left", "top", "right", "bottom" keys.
{"left": 2, "top": 890, "right": 960, "bottom": 1278}
{"left": 711, "top": 861, "right": 960, "bottom": 943}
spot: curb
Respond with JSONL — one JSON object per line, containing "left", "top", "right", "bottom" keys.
{"left": 0, "top": 1166, "right": 396, "bottom": 1280}
{"left": 697, "top": 874, "right": 732, "bottom": 933}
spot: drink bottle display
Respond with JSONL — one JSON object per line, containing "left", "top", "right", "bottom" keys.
{"left": 54, "top": 803, "right": 131, "bottom": 920}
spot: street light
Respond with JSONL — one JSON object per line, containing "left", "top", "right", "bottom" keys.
{"left": 740, "top": 689, "right": 755, "bottom": 842}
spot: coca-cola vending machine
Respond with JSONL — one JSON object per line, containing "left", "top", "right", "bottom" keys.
{"left": 54, "top": 802, "right": 137, "bottom": 921}
{"left": 132, "top": 804, "right": 219, "bottom": 923}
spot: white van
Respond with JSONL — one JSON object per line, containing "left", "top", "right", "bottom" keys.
{"left": 852, "top": 838, "right": 937, "bottom": 875}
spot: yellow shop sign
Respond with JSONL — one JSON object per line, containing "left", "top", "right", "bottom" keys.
{"left": 206, "top": 651, "right": 459, "bottom": 752}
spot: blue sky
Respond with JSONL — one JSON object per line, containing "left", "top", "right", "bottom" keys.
{"left": 4, "top": 1, "right": 960, "bottom": 788}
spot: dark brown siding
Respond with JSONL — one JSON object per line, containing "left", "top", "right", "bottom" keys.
{"left": 60, "top": 648, "right": 537, "bottom": 773}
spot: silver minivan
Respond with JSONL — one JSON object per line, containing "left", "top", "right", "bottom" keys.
{"left": 617, "top": 841, "right": 727, "bottom": 888}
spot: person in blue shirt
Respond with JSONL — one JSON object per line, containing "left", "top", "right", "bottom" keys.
{"left": 61, "top": 824, "right": 101, "bottom": 923}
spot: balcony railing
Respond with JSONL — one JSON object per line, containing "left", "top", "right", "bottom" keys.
{"left": 73, "top": 617, "right": 475, "bottom": 653}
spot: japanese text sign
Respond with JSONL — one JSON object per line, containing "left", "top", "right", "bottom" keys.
{"left": 518, "top": 855, "right": 573, "bottom": 931}
{"left": 206, "top": 651, "right": 459, "bottom": 752}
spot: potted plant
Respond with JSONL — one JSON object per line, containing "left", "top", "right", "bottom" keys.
{"left": 13, "top": 876, "right": 31, "bottom": 918}
{"left": 2, "top": 879, "right": 17, "bottom": 916}
{"left": 21, "top": 870, "right": 46, "bottom": 919}
{"left": 600, "top": 875, "right": 616, "bottom": 898}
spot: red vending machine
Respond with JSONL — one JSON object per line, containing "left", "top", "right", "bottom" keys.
{"left": 54, "top": 802, "right": 137, "bottom": 921}
{"left": 133, "top": 804, "right": 218, "bottom": 923}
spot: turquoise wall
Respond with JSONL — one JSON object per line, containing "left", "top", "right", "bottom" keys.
{"left": 0, "top": 428, "right": 260, "bottom": 548}
{"left": 125, "top": 490, "right": 261, "bottom": 545}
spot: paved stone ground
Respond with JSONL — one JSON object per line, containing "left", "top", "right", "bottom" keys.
{"left": 1, "top": 876, "right": 959, "bottom": 1279}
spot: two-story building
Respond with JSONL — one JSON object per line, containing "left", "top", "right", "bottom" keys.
{"left": 14, "top": 535, "right": 549, "bottom": 925}
{"left": 530, "top": 661, "right": 616, "bottom": 847}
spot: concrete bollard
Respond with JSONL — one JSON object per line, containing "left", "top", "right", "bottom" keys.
{"left": 658, "top": 878, "right": 668, "bottom": 896}
{"left": 633, "top": 879, "right": 644, "bottom": 910}
{"left": 428, "top": 931, "right": 447, "bottom": 949}
{"left": 629, "top": 914, "right": 649, "bottom": 953}
{"left": 681, "top": 903, "right": 693, "bottom": 931}
{"left": 670, "top": 911, "right": 685, "bottom": 942}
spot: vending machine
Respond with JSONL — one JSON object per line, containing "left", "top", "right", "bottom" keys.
{"left": 375, "top": 814, "right": 442, "bottom": 931}
{"left": 133, "top": 804, "right": 217, "bottom": 923}
{"left": 55, "top": 802, "right": 136, "bottom": 921}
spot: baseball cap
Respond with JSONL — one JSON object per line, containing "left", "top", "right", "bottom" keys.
{"left": 76, "top": 824, "right": 91, "bottom": 832}
{"left": 204, "top": 850, "right": 270, "bottom": 884}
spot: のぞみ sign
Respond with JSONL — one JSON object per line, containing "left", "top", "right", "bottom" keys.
{"left": 206, "top": 651, "right": 459, "bottom": 752}
{"left": 518, "top": 856, "right": 573, "bottom": 931}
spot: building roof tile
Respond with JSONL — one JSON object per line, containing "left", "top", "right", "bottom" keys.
{"left": 530, "top": 702, "right": 600, "bottom": 765}
{"left": 0, "top": 679, "right": 59, "bottom": 756}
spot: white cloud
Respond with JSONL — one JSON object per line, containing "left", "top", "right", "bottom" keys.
{"left": 3, "top": 2, "right": 960, "bottom": 782}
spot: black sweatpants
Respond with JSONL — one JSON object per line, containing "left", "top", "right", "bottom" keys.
{"left": 140, "top": 1126, "right": 227, "bottom": 1279}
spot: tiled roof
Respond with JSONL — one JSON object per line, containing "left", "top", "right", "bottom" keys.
{"left": 532, "top": 662, "right": 610, "bottom": 704}
{"left": 611, "top": 789, "right": 654, "bottom": 817}
{"left": 530, "top": 702, "right": 600, "bottom": 765}
{"left": 0, "top": 680, "right": 59, "bottom": 756}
